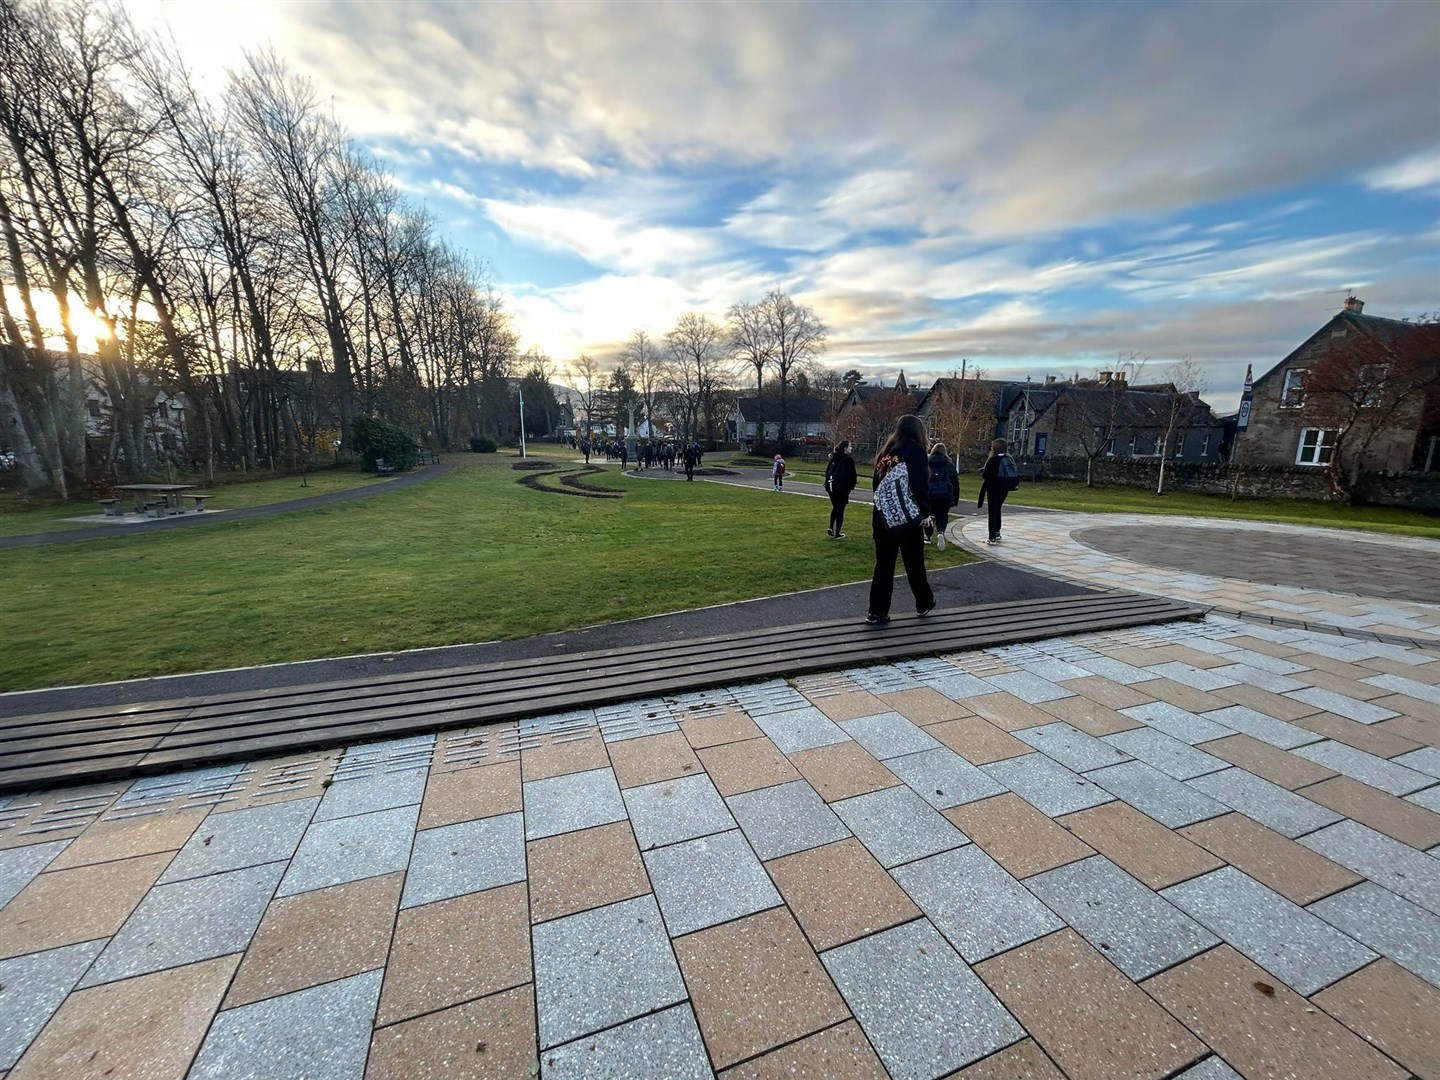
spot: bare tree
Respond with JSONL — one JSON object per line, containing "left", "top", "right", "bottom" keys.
{"left": 566, "top": 352, "right": 603, "bottom": 438}
{"left": 727, "top": 299, "right": 772, "bottom": 413}
{"left": 1053, "top": 355, "right": 1147, "bottom": 486}
{"left": 926, "top": 368, "right": 997, "bottom": 463}
{"left": 623, "top": 329, "right": 661, "bottom": 434}
{"left": 1156, "top": 357, "right": 1207, "bottom": 495}
{"left": 664, "top": 312, "right": 723, "bottom": 442}
{"left": 759, "top": 290, "right": 826, "bottom": 446}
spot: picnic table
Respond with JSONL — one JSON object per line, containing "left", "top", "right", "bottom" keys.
{"left": 114, "top": 484, "right": 198, "bottom": 517}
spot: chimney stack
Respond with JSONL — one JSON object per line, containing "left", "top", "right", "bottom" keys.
{"left": 1114, "top": 370, "right": 1127, "bottom": 385}
{"left": 1045, "top": 374, "right": 1056, "bottom": 385}
{"left": 1098, "top": 370, "right": 1113, "bottom": 383}
{"left": 1343, "top": 296, "right": 1364, "bottom": 314}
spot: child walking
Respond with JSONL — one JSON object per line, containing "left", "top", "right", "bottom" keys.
{"left": 772, "top": 454, "right": 786, "bottom": 491}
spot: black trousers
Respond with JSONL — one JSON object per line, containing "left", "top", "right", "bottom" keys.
{"left": 932, "top": 505, "right": 950, "bottom": 537}
{"left": 869, "top": 512, "right": 934, "bottom": 617}
{"left": 828, "top": 493, "right": 848, "bottom": 534}
{"left": 685, "top": 462, "right": 694, "bottom": 481}
{"left": 985, "top": 489, "right": 1008, "bottom": 539}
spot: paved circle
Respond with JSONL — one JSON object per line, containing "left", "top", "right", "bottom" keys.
{"left": 1075, "top": 524, "right": 1440, "bottom": 604}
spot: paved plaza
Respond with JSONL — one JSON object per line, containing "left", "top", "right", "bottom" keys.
{"left": 3, "top": 604, "right": 1440, "bottom": 1078}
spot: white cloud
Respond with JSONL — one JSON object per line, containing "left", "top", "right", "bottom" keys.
{"left": 1365, "top": 148, "right": 1440, "bottom": 195}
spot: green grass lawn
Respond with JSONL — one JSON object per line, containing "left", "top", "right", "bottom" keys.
{"left": 1008, "top": 479, "right": 1440, "bottom": 538}
{"left": 0, "top": 453, "right": 973, "bottom": 691}
{"left": 0, "top": 467, "right": 388, "bottom": 538}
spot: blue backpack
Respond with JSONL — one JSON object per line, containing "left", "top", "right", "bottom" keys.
{"left": 997, "top": 455, "right": 1020, "bottom": 491}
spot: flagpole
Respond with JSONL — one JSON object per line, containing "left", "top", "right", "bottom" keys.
{"left": 519, "top": 384, "right": 527, "bottom": 460}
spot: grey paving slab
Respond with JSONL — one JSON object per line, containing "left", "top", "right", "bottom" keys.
{"left": 188, "top": 968, "right": 382, "bottom": 1080}
{"left": 1308, "top": 881, "right": 1440, "bottom": 988}
{"left": 1175, "top": 1057, "right": 1244, "bottom": 1080}
{"left": 822, "top": 919, "right": 1024, "bottom": 1080}
{"left": 1411, "top": 785, "right": 1440, "bottom": 813}
{"left": 893, "top": 846, "right": 1063, "bottom": 963}
{"left": 533, "top": 894, "right": 687, "bottom": 1049}
{"left": 1163, "top": 867, "right": 1375, "bottom": 995}
{"left": 750, "top": 706, "right": 850, "bottom": 753}
{"left": 1074, "top": 656, "right": 1162, "bottom": 685}
{"left": 114, "top": 762, "right": 245, "bottom": 811}
{"left": 0, "top": 838, "right": 70, "bottom": 909}
{"left": 1015, "top": 722, "right": 1130, "bottom": 772}
{"left": 727, "top": 779, "right": 849, "bottom": 860}
{"left": 401, "top": 811, "right": 525, "bottom": 909}
{"left": 159, "top": 797, "right": 317, "bottom": 884}
{"left": 888, "top": 747, "right": 1006, "bottom": 810}
{"left": 523, "top": 767, "right": 627, "bottom": 841}
{"left": 983, "top": 670, "right": 1075, "bottom": 704}
{"left": 642, "top": 828, "right": 781, "bottom": 936}
{"left": 1026, "top": 856, "right": 1217, "bottom": 980}
{"left": 542, "top": 1004, "right": 712, "bottom": 1080}
{"left": 1187, "top": 768, "right": 1343, "bottom": 838}
{"left": 832, "top": 786, "right": 969, "bottom": 869}
{"left": 840, "top": 711, "right": 943, "bottom": 760}
{"left": 980, "top": 753, "right": 1112, "bottom": 817}
{"left": 923, "top": 671, "right": 998, "bottom": 700}
{"left": 81, "top": 861, "right": 283, "bottom": 986}
{"left": 1299, "top": 820, "right": 1440, "bottom": 913}
{"left": 1198, "top": 706, "right": 1320, "bottom": 750}
{"left": 312, "top": 765, "right": 428, "bottom": 822}
{"left": 1206, "top": 664, "right": 1305, "bottom": 695}
{"left": 1101, "top": 728, "right": 1225, "bottom": 780}
{"left": 1018, "top": 657, "right": 1095, "bottom": 683}
{"left": 1362, "top": 671, "right": 1440, "bottom": 705}
{"left": 1283, "top": 687, "right": 1399, "bottom": 725}
{"left": 1121, "top": 702, "right": 1234, "bottom": 745}
{"left": 1086, "top": 761, "right": 1229, "bottom": 828}
{"left": 1214, "top": 648, "right": 1308, "bottom": 675}
{"left": 0, "top": 939, "right": 105, "bottom": 1069}
{"left": 1146, "top": 662, "right": 1240, "bottom": 691}
{"left": 623, "top": 774, "right": 735, "bottom": 851}
{"left": 276, "top": 803, "right": 419, "bottom": 898}
{"left": 1291, "top": 741, "right": 1433, "bottom": 796}
{"left": 1393, "top": 747, "right": 1440, "bottom": 779}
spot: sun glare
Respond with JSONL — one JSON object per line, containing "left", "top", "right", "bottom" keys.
{"left": 4, "top": 286, "right": 115, "bottom": 353}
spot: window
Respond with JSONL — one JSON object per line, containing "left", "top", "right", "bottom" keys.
{"left": 1128, "top": 435, "right": 1138, "bottom": 456}
{"left": 1201, "top": 434, "right": 1211, "bottom": 457}
{"left": 87, "top": 400, "right": 102, "bottom": 419}
{"left": 1152, "top": 435, "right": 1164, "bottom": 456}
{"left": 1173, "top": 435, "right": 1185, "bottom": 458}
{"left": 1282, "top": 369, "right": 1310, "bottom": 408}
{"left": 1008, "top": 410, "right": 1026, "bottom": 448}
{"left": 1104, "top": 437, "right": 1115, "bottom": 457}
{"left": 1296, "top": 428, "right": 1336, "bottom": 466}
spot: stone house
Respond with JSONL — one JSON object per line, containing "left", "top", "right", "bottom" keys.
{"left": 1241, "top": 297, "right": 1440, "bottom": 474}
{"left": 1007, "top": 375, "right": 1226, "bottom": 462}
{"left": 728, "top": 396, "right": 833, "bottom": 446}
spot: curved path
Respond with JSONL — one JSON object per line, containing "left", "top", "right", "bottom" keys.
{"left": 959, "top": 511, "right": 1440, "bottom": 644}
{"left": 0, "top": 461, "right": 455, "bottom": 550}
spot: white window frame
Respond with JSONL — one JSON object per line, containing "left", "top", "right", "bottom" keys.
{"left": 1201, "top": 434, "right": 1211, "bottom": 457}
{"left": 1172, "top": 434, "right": 1185, "bottom": 459}
{"left": 1128, "top": 435, "right": 1138, "bottom": 456}
{"left": 1281, "top": 369, "right": 1307, "bottom": 409}
{"left": 1295, "top": 428, "right": 1336, "bottom": 466}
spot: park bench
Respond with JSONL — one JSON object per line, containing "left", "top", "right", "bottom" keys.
{"left": 425, "top": 450, "right": 440, "bottom": 464}
{"left": 374, "top": 458, "right": 396, "bottom": 474}
{"left": 98, "top": 498, "right": 122, "bottom": 517}
{"left": 188, "top": 494, "right": 214, "bottom": 511}
{"left": 142, "top": 501, "right": 167, "bottom": 518}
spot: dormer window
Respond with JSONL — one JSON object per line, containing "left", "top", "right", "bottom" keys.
{"left": 1281, "top": 369, "right": 1306, "bottom": 408}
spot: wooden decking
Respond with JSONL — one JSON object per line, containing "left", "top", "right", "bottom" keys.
{"left": 0, "top": 590, "right": 1200, "bottom": 793}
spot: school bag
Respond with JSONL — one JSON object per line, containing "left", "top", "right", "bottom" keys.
{"left": 998, "top": 455, "right": 1020, "bottom": 491}
{"left": 875, "top": 461, "right": 923, "bottom": 532}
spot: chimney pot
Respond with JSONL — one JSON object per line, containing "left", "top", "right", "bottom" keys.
{"left": 1098, "top": 370, "right": 1113, "bottom": 383}
{"left": 1045, "top": 374, "right": 1056, "bottom": 385}
{"left": 1343, "top": 296, "right": 1364, "bottom": 314}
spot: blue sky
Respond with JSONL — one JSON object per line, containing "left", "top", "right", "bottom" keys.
{"left": 135, "top": 0, "right": 1440, "bottom": 409}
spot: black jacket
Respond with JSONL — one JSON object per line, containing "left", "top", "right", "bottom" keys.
{"left": 824, "top": 452, "right": 857, "bottom": 498}
{"left": 927, "top": 452, "right": 960, "bottom": 508}
{"left": 978, "top": 454, "right": 1008, "bottom": 507}
{"left": 872, "top": 439, "right": 930, "bottom": 517}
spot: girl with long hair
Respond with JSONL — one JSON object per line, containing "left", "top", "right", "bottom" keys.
{"left": 867, "top": 415, "right": 936, "bottom": 625}
{"left": 823, "top": 440, "right": 857, "bottom": 539}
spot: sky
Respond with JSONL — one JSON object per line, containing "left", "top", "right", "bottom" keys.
{"left": 130, "top": 0, "right": 1440, "bottom": 409}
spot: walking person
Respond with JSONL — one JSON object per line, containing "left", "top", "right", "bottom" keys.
{"left": 823, "top": 440, "right": 857, "bottom": 539}
{"left": 682, "top": 441, "right": 699, "bottom": 481}
{"left": 772, "top": 453, "right": 786, "bottom": 491}
{"left": 926, "top": 442, "right": 960, "bottom": 551}
{"left": 977, "top": 438, "right": 1019, "bottom": 544}
{"left": 867, "top": 415, "right": 936, "bottom": 625}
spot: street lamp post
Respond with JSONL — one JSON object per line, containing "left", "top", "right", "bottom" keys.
{"left": 518, "top": 383, "right": 527, "bottom": 460}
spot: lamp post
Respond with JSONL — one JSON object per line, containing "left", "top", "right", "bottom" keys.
{"left": 518, "top": 383, "right": 527, "bottom": 460}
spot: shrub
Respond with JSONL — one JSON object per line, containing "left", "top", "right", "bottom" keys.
{"left": 470, "top": 436, "right": 498, "bottom": 453}
{"left": 350, "top": 415, "right": 418, "bottom": 472}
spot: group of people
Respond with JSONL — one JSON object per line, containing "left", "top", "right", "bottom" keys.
{"left": 822, "top": 416, "right": 1018, "bottom": 625}
{"left": 573, "top": 436, "right": 705, "bottom": 481}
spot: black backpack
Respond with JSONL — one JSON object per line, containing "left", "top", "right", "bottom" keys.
{"left": 997, "top": 455, "right": 1020, "bottom": 491}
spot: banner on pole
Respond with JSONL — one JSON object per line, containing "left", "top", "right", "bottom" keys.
{"left": 1236, "top": 364, "right": 1254, "bottom": 431}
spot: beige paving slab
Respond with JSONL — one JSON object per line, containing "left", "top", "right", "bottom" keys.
{"left": 519, "top": 731, "right": 610, "bottom": 782}
{"left": 926, "top": 716, "right": 1032, "bottom": 766}
{"left": 0, "top": 852, "right": 170, "bottom": 960}
{"left": 788, "top": 742, "right": 899, "bottom": 803}
{"left": 369, "top": 983, "right": 537, "bottom": 1079}
{"left": 1179, "top": 813, "right": 1361, "bottom": 905}
{"left": 1059, "top": 676, "right": 1155, "bottom": 711}
{"left": 721, "top": 1019, "right": 884, "bottom": 1079}
{"left": 946, "top": 794, "right": 1093, "bottom": 879}
{"left": 807, "top": 690, "right": 890, "bottom": 722}
{"left": 607, "top": 731, "right": 703, "bottom": 789}
{"left": 1372, "top": 692, "right": 1440, "bottom": 724}
{"left": 1035, "top": 694, "right": 1144, "bottom": 736}
{"left": 431, "top": 724, "right": 519, "bottom": 774}
{"left": 377, "top": 881, "right": 531, "bottom": 1026}
{"left": 1294, "top": 713, "right": 1422, "bottom": 759}
{"left": 1141, "top": 678, "right": 1230, "bottom": 714}
{"left": 676, "top": 906, "right": 849, "bottom": 1070}
{"left": 418, "top": 761, "right": 522, "bottom": 830}
{"left": 1223, "top": 636, "right": 1306, "bottom": 660}
{"left": 766, "top": 838, "right": 920, "bottom": 952}
{"left": 1059, "top": 802, "right": 1222, "bottom": 889}
{"left": 679, "top": 711, "right": 765, "bottom": 749}
{"left": 526, "top": 821, "right": 650, "bottom": 924}
{"left": 1312, "top": 959, "right": 1440, "bottom": 1080}
{"left": 1297, "top": 776, "right": 1440, "bottom": 850}
{"left": 698, "top": 737, "right": 801, "bottom": 797}
{"left": 1301, "top": 656, "right": 1399, "bottom": 686}
{"left": 966, "top": 693, "right": 1057, "bottom": 732}
{"left": 951, "top": 1038, "right": 1066, "bottom": 1079}
{"left": 976, "top": 929, "right": 1204, "bottom": 1080}
{"left": 1208, "top": 682, "right": 1323, "bottom": 720}
{"left": 223, "top": 871, "right": 401, "bottom": 1009}
{"left": 47, "top": 808, "right": 207, "bottom": 871}
{"left": 219, "top": 751, "right": 341, "bottom": 811}
{"left": 1199, "top": 733, "right": 1338, "bottom": 791}
{"left": 1361, "top": 656, "right": 1440, "bottom": 682}
{"left": 1374, "top": 714, "right": 1440, "bottom": 748}
{"left": 878, "top": 687, "right": 973, "bottom": 726}
{"left": 1144, "top": 946, "right": 1408, "bottom": 1080}
{"left": 1097, "top": 645, "right": 1184, "bottom": 668}
{"left": 8, "top": 954, "right": 238, "bottom": 1080}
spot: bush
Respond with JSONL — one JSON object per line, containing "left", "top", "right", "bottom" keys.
{"left": 470, "top": 436, "right": 498, "bottom": 453}
{"left": 350, "top": 415, "right": 418, "bottom": 472}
